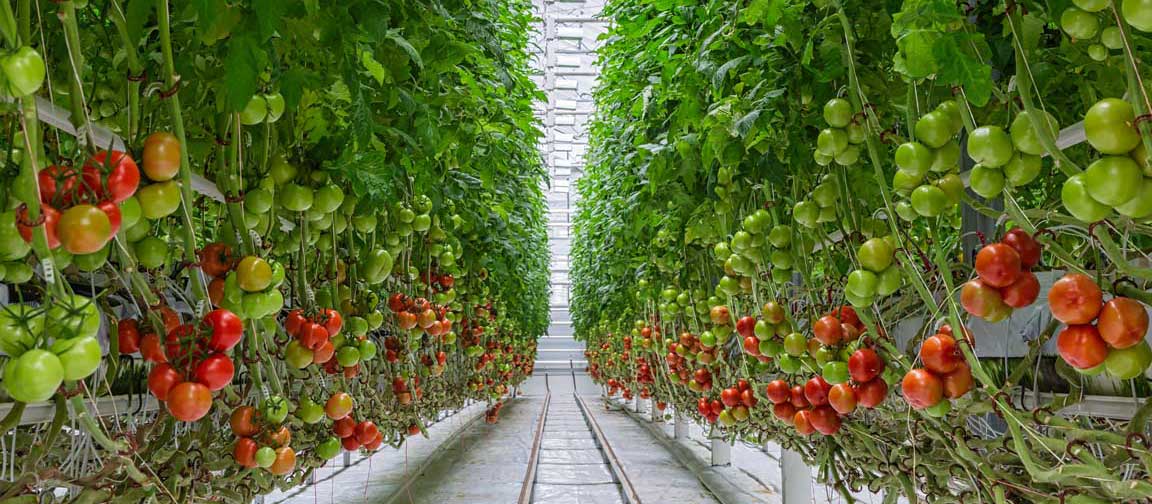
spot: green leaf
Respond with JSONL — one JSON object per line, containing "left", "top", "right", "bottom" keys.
{"left": 124, "top": 0, "right": 153, "bottom": 43}
{"left": 933, "top": 32, "right": 992, "bottom": 106}
{"left": 361, "top": 49, "right": 388, "bottom": 85}
{"left": 386, "top": 30, "right": 423, "bottom": 71}
{"left": 742, "top": 0, "right": 785, "bottom": 26}
{"left": 223, "top": 35, "right": 266, "bottom": 112}
{"left": 252, "top": 0, "right": 287, "bottom": 39}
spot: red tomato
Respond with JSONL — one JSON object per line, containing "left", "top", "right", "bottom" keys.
{"left": 16, "top": 204, "right": 60, "bottom": 249}
{"left": 193, "top": 353, "right": 234, "bottom": 391}
{"left": 813, "top": 315, "right": 843, "bottom": 346}
{"left": 230, "top": 406, "right": 259, "bottom": 437}
{"left": 793, "top": 410, "right": 816, "bottom": 436}
{"left": 1057, "top": 325, "right": 1110, "bottom": 369}
{"left": 312, "top": 340, "right": 335, "bottom": 364}
{"left": 848, "top": 348, "right": 884, "bottom": 383}
{"left": 147, "top": 363, "right": 182, "bottom": 400}
{"left": 165, "top": 323, "right": 199, "bottom": 364}
{"left": 341, "top": 436, "right": 362, "bottom": 451}
{"left": 299, "top": 323, "right": 329, "bottom": 350}
{"left": 855, "top": 379, "right": 888, "bottom": 408}
{"left": 740, "top": 389, "right": 757, "bottom": 408}
{"left": 790, "top": 385, "right": 810, "bottom": 408}
{"left": 1001, "top": 270, "right": 1040, "bottom": 308}
{"left": 834, "top": 306, "right": 862, "bottom": 329}
{"left": 808, "top": 405, "right": 842, "bottom": 435}
{"left": 118, "top": 319, "right": 141, "bottom": 354}
{"left": 269, "top": 447, "right": 296, "bottom": 475}
{"left": 325, "top": 392, "right": 353, "bottom": 420}
{"left": 37, "top": 165, "right": 76, "bottom": 205}
{"left": 901, "top": 369, "right": 943, "bottom": 409}
{"left": 765, "top": 380, "right": 790, "bottom": 404}
{"left": 233, "top": 437, "right": 258, "bottom": 468}
{"left": 355, "top": 421, "right": 379, "bottom": 444}
{"left": 166, "top": 382, "right": 212, "bottom": 421}
{"left": 941, "top": 361, "right": 973, "bottom": 399}
{"left": 203, "top": 309, "right": 243, "bottom": 352}
{"left": 90, "top": 150, "right": 140, "bottom": 203}
{"left": 333, "top": 416, "right": 356, "bottom": 438}
{"left": 772, "top": 402, "right": 797, "bottom": 424}
{"left": 804, "top": 376, "right": 832, "bottom": 406}
{"left": 1097, "top": 297, "right": 1149, "bottom": 349}
{"left": 975, "top": 243, "right": 1022, "bottom": 288}
{"left": 828, "top": 384, "right": 857, "bottom": 415}
{"left": 284, "top": 309, "right": 305, "bottom": 336}
{"left": 919, "top": 333, "right": 962, "bottom": 375}
{"left": 140, "top": 333, "right": 167, "bottom": 363}
{"left": 1002, "top": 228, "right": 1041, "bottom": 268}
{"left": 364, "top": 431, "right": 384, "bottom": 451}
{"left": 742, "top": 336, "right": 760, "bottom": 356}
{"left": 97, "top": 200, "right": 122, "bottom": 235}
{"left": 735, "top": 316, "right": 756, "bottom": 338}
{"left": 720, "top": 387, "right": 740, "bottom": 407}
{"left": 1048, "top": 273, "right": 1103, "bottom": 324}
{"left": 320, "top": 308, "right": 343, "bottom": 337}
{"left": 960, "top": 279, "right": 1007, "bottom": 318}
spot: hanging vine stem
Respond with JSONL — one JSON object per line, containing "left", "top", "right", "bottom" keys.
{"left": 155, "top": 0, "right": 208, "bottom": 303}
{"left": 107, "top": 0, "right": 144, "bottom": 142}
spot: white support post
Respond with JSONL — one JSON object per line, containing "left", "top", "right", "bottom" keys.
{"left": 630, "top": 395, "right": 639, "bottom": 412}
{"left": 343, "top": 450, "right": 352, "bottom": 467}
{"left": 709, "top": 433, "right": 732, "bottom": 467}
{"left": 781, "top": 448, "right": 812, "bottom": 504}
{"left": 649, "top": 399, "right": 660, "bottom": 422}
{"left": 673, "top": 411, "right": 688, "bottom": 439}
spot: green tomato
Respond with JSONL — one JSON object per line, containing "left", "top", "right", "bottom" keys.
{"left": 969, "top": 165, "right": 1006, "bottom": 199}
{"left": 1085, "top": 98, "right": 1140, "bottom": 155}
{"left": 4, "top": 262, "right": 32, "bottom": 283}
{"left": 1105, "top": 341, "right": 1152, "bottom": 379}
{"left": 46, "top": 295, "right": 101, "bottom": 340}
{"left": 857, "top": 237, "right": 893, "bottom": 273}
{"left": 137, "top": 181, "right": 181, "bottom": 220}
{"left": 73, "top": 246, "right": 109, "bottom": 272}
{"left": 823, "top": 98, "right": 852, "bottom": 128}
{"left": 1061, "top": 7, "right": 1100, "bottom": 39}
{"left": 783, "top": 332, "right": 807, "bottom": 356}
{"left": 834, "top": 145, "right": 861, "bottom": 166}
{"left": 279, "top": 183, "right": 314, "bottom": 212}
{"left": 314, "top": 185, "right": 345, "bottom": 214}
{"left": 1, "top": 47, "right": 46, "bottom": 97}
{"left": 298, "top": 397, "right": 326, "bottom": 424}
{"left": 336, "top": 346, "right": 360, "bottom": 367}
{"left": 358, "top": 340, "right": 378, "bottom": 361}
{"left": 1087, "top": 44, "right": 1108, "bottom": 62}
{"left": 1004, "top": 153, "right": 1043, "bottom": 186}
{"left": 777, "top": 354, "right": 801, "bottom": 374}
{"left": 911, "top": 185, "right": 949, "bottom": 217}
{"left": 119, "top": 197, "right": 142, "bottom": 231}
{"left": 134, "top": 236, "right": 169, "bottom": 269}
{"left": 935, "top": 100, "right": 964, "bottom": 135}
{"left": 816, "top": 128, "right": 848, "bottom": 156}
{"left": 245, "top": 188, "right": 274, "bottom": 214}
{"left": 1124, "top": 0, "right": 1152, "bottom": 31}
{"left": 264, "top": 93, "right": 286, "bottom": 122}
{"left": 967, "top": 126, "right": 1014, "bottom": 168}
{"left": 915, "top": 111, "right": 953, "bottom": 148}
{"left": 930, "top": 141, "right": 961, "bottom": 173}
{"left": 846, "top": 269, "right": 879, "bottom": 298}
{"left": 261, "top": 396, "right": 291, "bottom": 425}
{"left": 1010, "top": 110, "right": 1059, "bottom": 156}
{"left": 1115, "top": 178, "right": 1152, "bottom": 218}
{"left": 1074, "top": 0, "right": 1108, "bottom": 11}
{"left": 892, "top": 169, "right": 924, "bottom": 196}
{"left": 936, "top": 174, "right": 964, "bottom": 205}
{"left": 813, "top": 149, "right": 833, "bottom": 166}
{"left": 285, "top": 341, "right": 314, "bottom": 369}
{"left": 812, "top": 182, "right": 838, "bottom": 208}
{"left": 269, "top": 156, "right": 297, "bottom": 186}
{"left": 49, "top": 336, "right": 102, "bottom": 381}
{"left": 254, "top": 447, "right": 276, "bottom": 468}
{"left": 316, "top": 437, "right": 341, "bottom": 460}
{"left": 814, "top": 347, "right": 835, "bottom": 365}
{"left": 895, "top": 142, "right": 933, "bottom": 177}
{"left": 771, "top": 267, "right": 793, "bottom": 283}
{"left": 0, "top": 303, "right": 43, "bottom": 356}
{"left": 822, "top": 361, "right": 850, "bottom": 385}
{"left": 240, "top": 95, "right": 267, "bottom": 125}
{"left": 767, "top": 225, "right": 791, "bottom": 248}
{"left": 0, "top": 210, "right": 31, "bottom": 261}
{"left": 923, "top": 399, "right": 952, "bottom": 417}
{"left": 3, "top": 349, "right": 63, "bottom": 403}
{"left": 1083, "top": 156, "right": 1144, "bottom": 206}
{"left": 876, "top": 266, "right": 902, "bottom": 296}
{"left": 1062, "top": 174, "right": 1113, "bottom": 222}
{"left": 1101, "top": 26, "right": 1124, "bottom": 49}
{"left": 793, "top": 201, "right": 819, "bottom": 229}
{"left": 413, "top": 214, "right": 432, "bottom": 232}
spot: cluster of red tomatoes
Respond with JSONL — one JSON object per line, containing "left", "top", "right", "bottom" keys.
{"left": 961, "top": 228, "right": 1042, "bottom": 322}
{"left": 389, "top": 293, "right": 453, "bottom": 337}
{"left": 133, "top": 308, "right": 242, "bottom": 421}
{"left": 485, "top": 401, "right": 506, "bottom": 424}
{"left": 283, "top": 308, "right": 349, "bottom": 374}
{"left": 901, "top": 325, "right": 973, "bottom": 415}
{"left": 330, "top": 400, "right": 384, "bottom": 452}
{"left": 392, "top": 375, "right": 423, "bottom": 406}
{"left": 200, "top": 242, "right": 238, "bottom": 305}
{"left": 665, "top": 332, "right": 709, "bottom": 388}
{"left": 1051, "top": 273, "right": 1151, "bottom": 379}
{"left": 714, "top": 379, "right": 758, "bottom": 425}
{"left": 230, "top": 405, "right": 297, "bottom": 475}
{"left": 20, "top": 150, "right": 139, "bottom": 255}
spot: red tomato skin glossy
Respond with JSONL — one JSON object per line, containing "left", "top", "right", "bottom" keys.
{"left": 166, "top": 382, "right": 212, "bottom": 422}
{"left": 961, "top": 279, "right": 1006, "bottom": 318}
{"left": 1002, "top": 228, "right": 1041, "bottom": 268}
{"left": 790, "top": 385, "right": 810, "bottom": 408}
{"left": 1048, "top": 273, "right": 1103, "bottom": 324}
{"left": 1001, "top": 271, "right": 1040, "bottom": 308}
{"left": 919, "top": 333, "right": 962, "bottom": 375}
{"left": 91, "top": 150, "right": 141, "bottom": 203}
{"left": 855, "top": 379, "right": 888, "bottom": 408}
{"left": 194, "top": 353, "right": 235, "bottom": 391}
{"left": 848, "top": 348, "right": 884, "bottom": 383}
{"left": 828, "top": 383, "right": 857, "bottom": 415}
{"left": 772, "top": 402, "right": 797, "bottom": 423}
{"left": 1097, "top": 297, "right": 1150, "bottom": 349}
{"left": 804, "top": 376, "right": 832, "bottom": 406}
{"left": 808, "top": 404, "right": 842, "bottom": 435}
{"left": 941, "top": 361, "right": 973, "bottom": 399}
{"left": 901, "top": 369, "right": 944, "bottom": 410}
{"left": 118, "top": 319, "right": 141, "bottom": 354}
{"left": 234, "top": 437, "right": 259, "bottom": 468}
{"left": 813, "top": 315, "right": 843, "bottom": 346}
{"left": 765, "top": 380, "right": 791, "bottom": 404}
{"left": 974, "top": 243, "right": 1022, "bottom": 288}
{"left": 1057, "top": 325, "right": 1110, "bottom": 369}
{"left": 203, "top": 309, "right": 243, "bottom": 352}
{"left": 147, "top": 363, "right": 182, "bottom": 400}
{"left": 793, "top": 410, "right": 816, "bottom": 436}
{"left": 140, "top": 333, "right": 167, "bottom": 363}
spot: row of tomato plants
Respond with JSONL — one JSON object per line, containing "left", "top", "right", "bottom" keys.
{"left": 0, "top": 0, "right": 548, "bottom": 502}
{"left": 574, "top": 0, "right": 1152, "bottom": 501}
